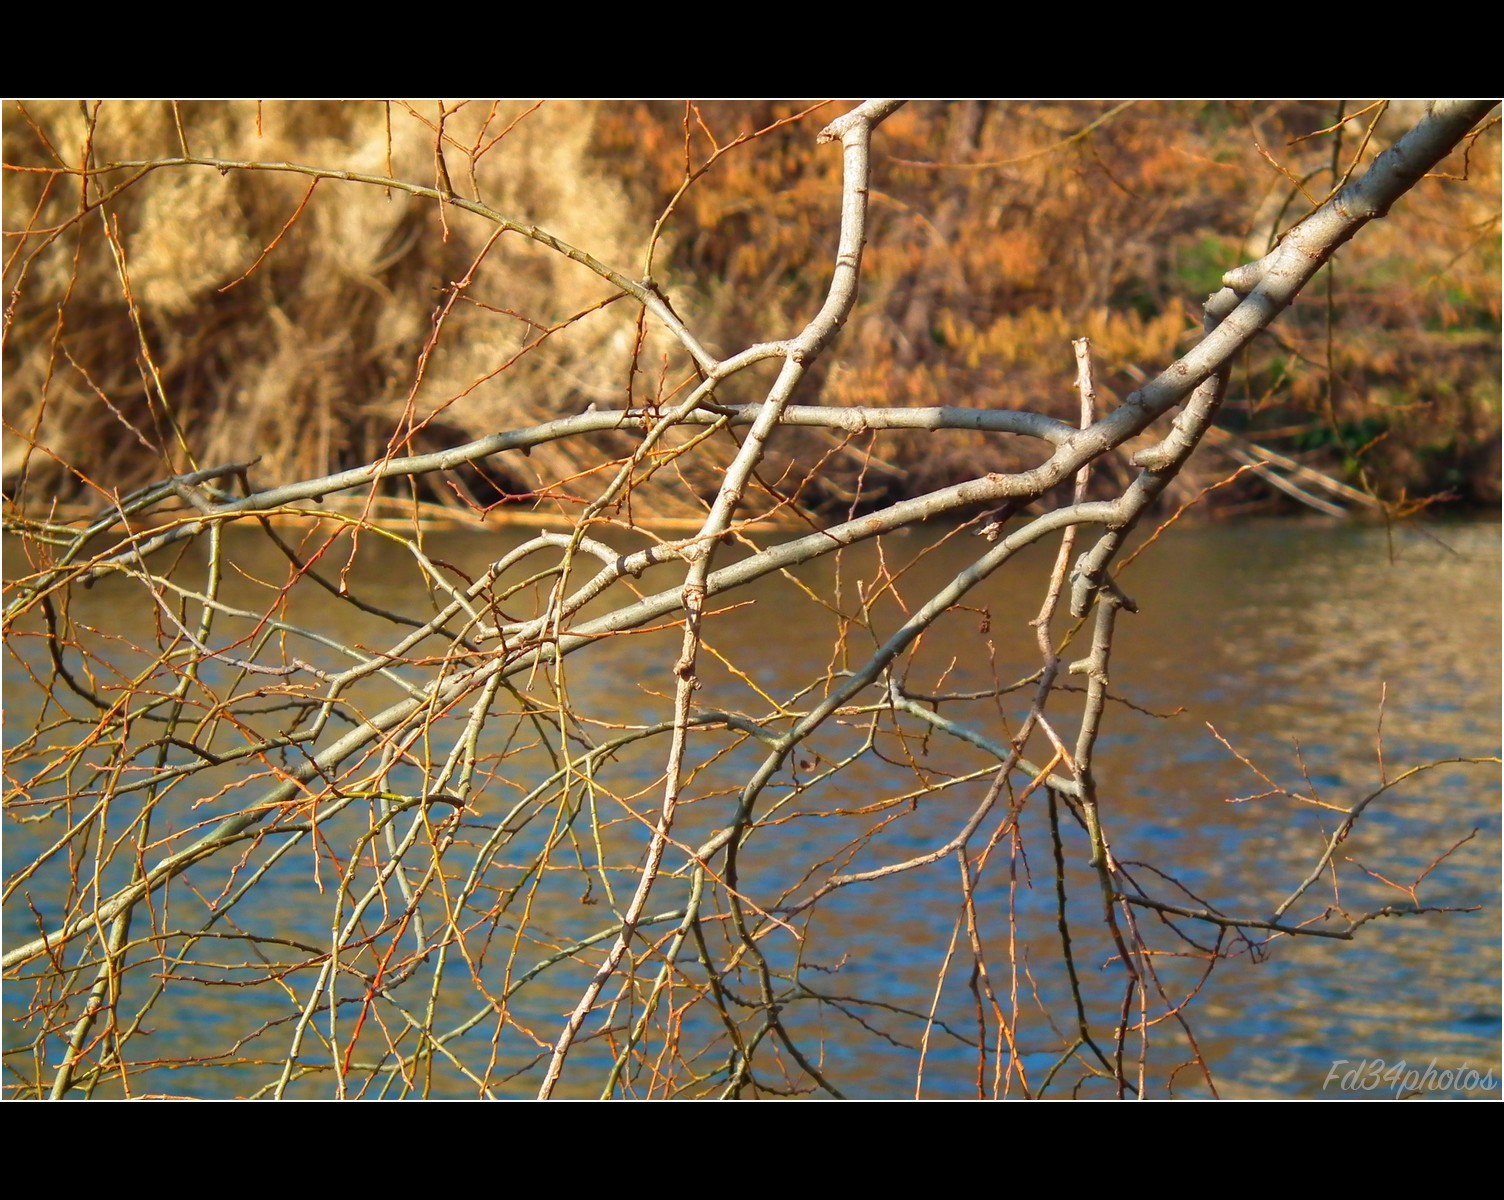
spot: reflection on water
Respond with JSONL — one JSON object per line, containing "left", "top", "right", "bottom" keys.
{"left": 3, "top": 516, "right": 1499, "bottom": 1098}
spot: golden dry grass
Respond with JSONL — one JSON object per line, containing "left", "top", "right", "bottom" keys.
{"left": 4, "top": 100, "right": 1498, "bottom": 521}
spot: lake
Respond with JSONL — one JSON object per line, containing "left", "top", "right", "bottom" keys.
{"left": 3, "top": 514, "right": 1499, "bottom": 1099}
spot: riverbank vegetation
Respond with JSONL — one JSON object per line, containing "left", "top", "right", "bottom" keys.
{"left": 4, "top": 101, "right": 1498, "bottom": 524}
